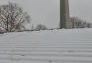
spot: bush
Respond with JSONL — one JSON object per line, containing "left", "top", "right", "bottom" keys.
{"left": 35, "top": 24, "right": 48, "bottom": 31}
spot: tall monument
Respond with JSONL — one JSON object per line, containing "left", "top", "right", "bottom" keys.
{"left": 60, "top": 0, "right": 71, "bottom": 29}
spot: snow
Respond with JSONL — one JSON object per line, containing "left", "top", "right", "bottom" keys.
{"left": 0, "top": 28, "right": 92, "bottom": 63}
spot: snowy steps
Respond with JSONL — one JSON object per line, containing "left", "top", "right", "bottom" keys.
{"left": 0, "top": 41, "right": 92, "bottom": 63}
{"left": 0, "top": 29, "right": 92, "bottom": 63}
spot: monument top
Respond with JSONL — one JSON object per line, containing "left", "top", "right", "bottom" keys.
{"left": 60, "top": 0, "right": 72, "bottom": 29}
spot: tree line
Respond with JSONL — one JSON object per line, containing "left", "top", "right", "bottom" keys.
{"left": 71, "top": 17, "right": 92, "bottom": 28}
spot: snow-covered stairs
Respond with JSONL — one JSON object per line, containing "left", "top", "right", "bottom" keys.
{"left": 0, "top": 29, "right": 92, "bottom": 63}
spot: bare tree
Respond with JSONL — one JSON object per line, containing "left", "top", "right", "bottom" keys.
{"left": 0, "top": 2, "right": 31, "bottom": 32}
{"left": 70, "top": 17, "right": 92, "bottom": 28}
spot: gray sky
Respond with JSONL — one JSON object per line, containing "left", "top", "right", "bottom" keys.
{"left": 0, "top": 0, "right": 92, "bottom": 28}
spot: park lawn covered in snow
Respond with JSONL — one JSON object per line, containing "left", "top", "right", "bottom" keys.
{"left": 0, "top": 28, "right": 92, "bottom": 63}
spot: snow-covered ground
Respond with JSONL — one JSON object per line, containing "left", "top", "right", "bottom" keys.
{"left": 0, "top": 28, "right": 92, "bottom": 63}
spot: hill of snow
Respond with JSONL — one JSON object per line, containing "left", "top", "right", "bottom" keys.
{"left": 0, "top": 28, "right": 92, "bottom": 63}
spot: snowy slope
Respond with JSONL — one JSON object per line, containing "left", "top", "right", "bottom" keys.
{"left": 0, "top": 28, "right": 92, "bottom": 63}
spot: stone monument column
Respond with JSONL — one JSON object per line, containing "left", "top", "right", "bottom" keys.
{"left": 60, "top": 0, "right": 71, "bottom": 29}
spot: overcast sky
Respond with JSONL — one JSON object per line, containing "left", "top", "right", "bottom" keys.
{"left": 0, "top": 0, "right": 92, "bottom": 28}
